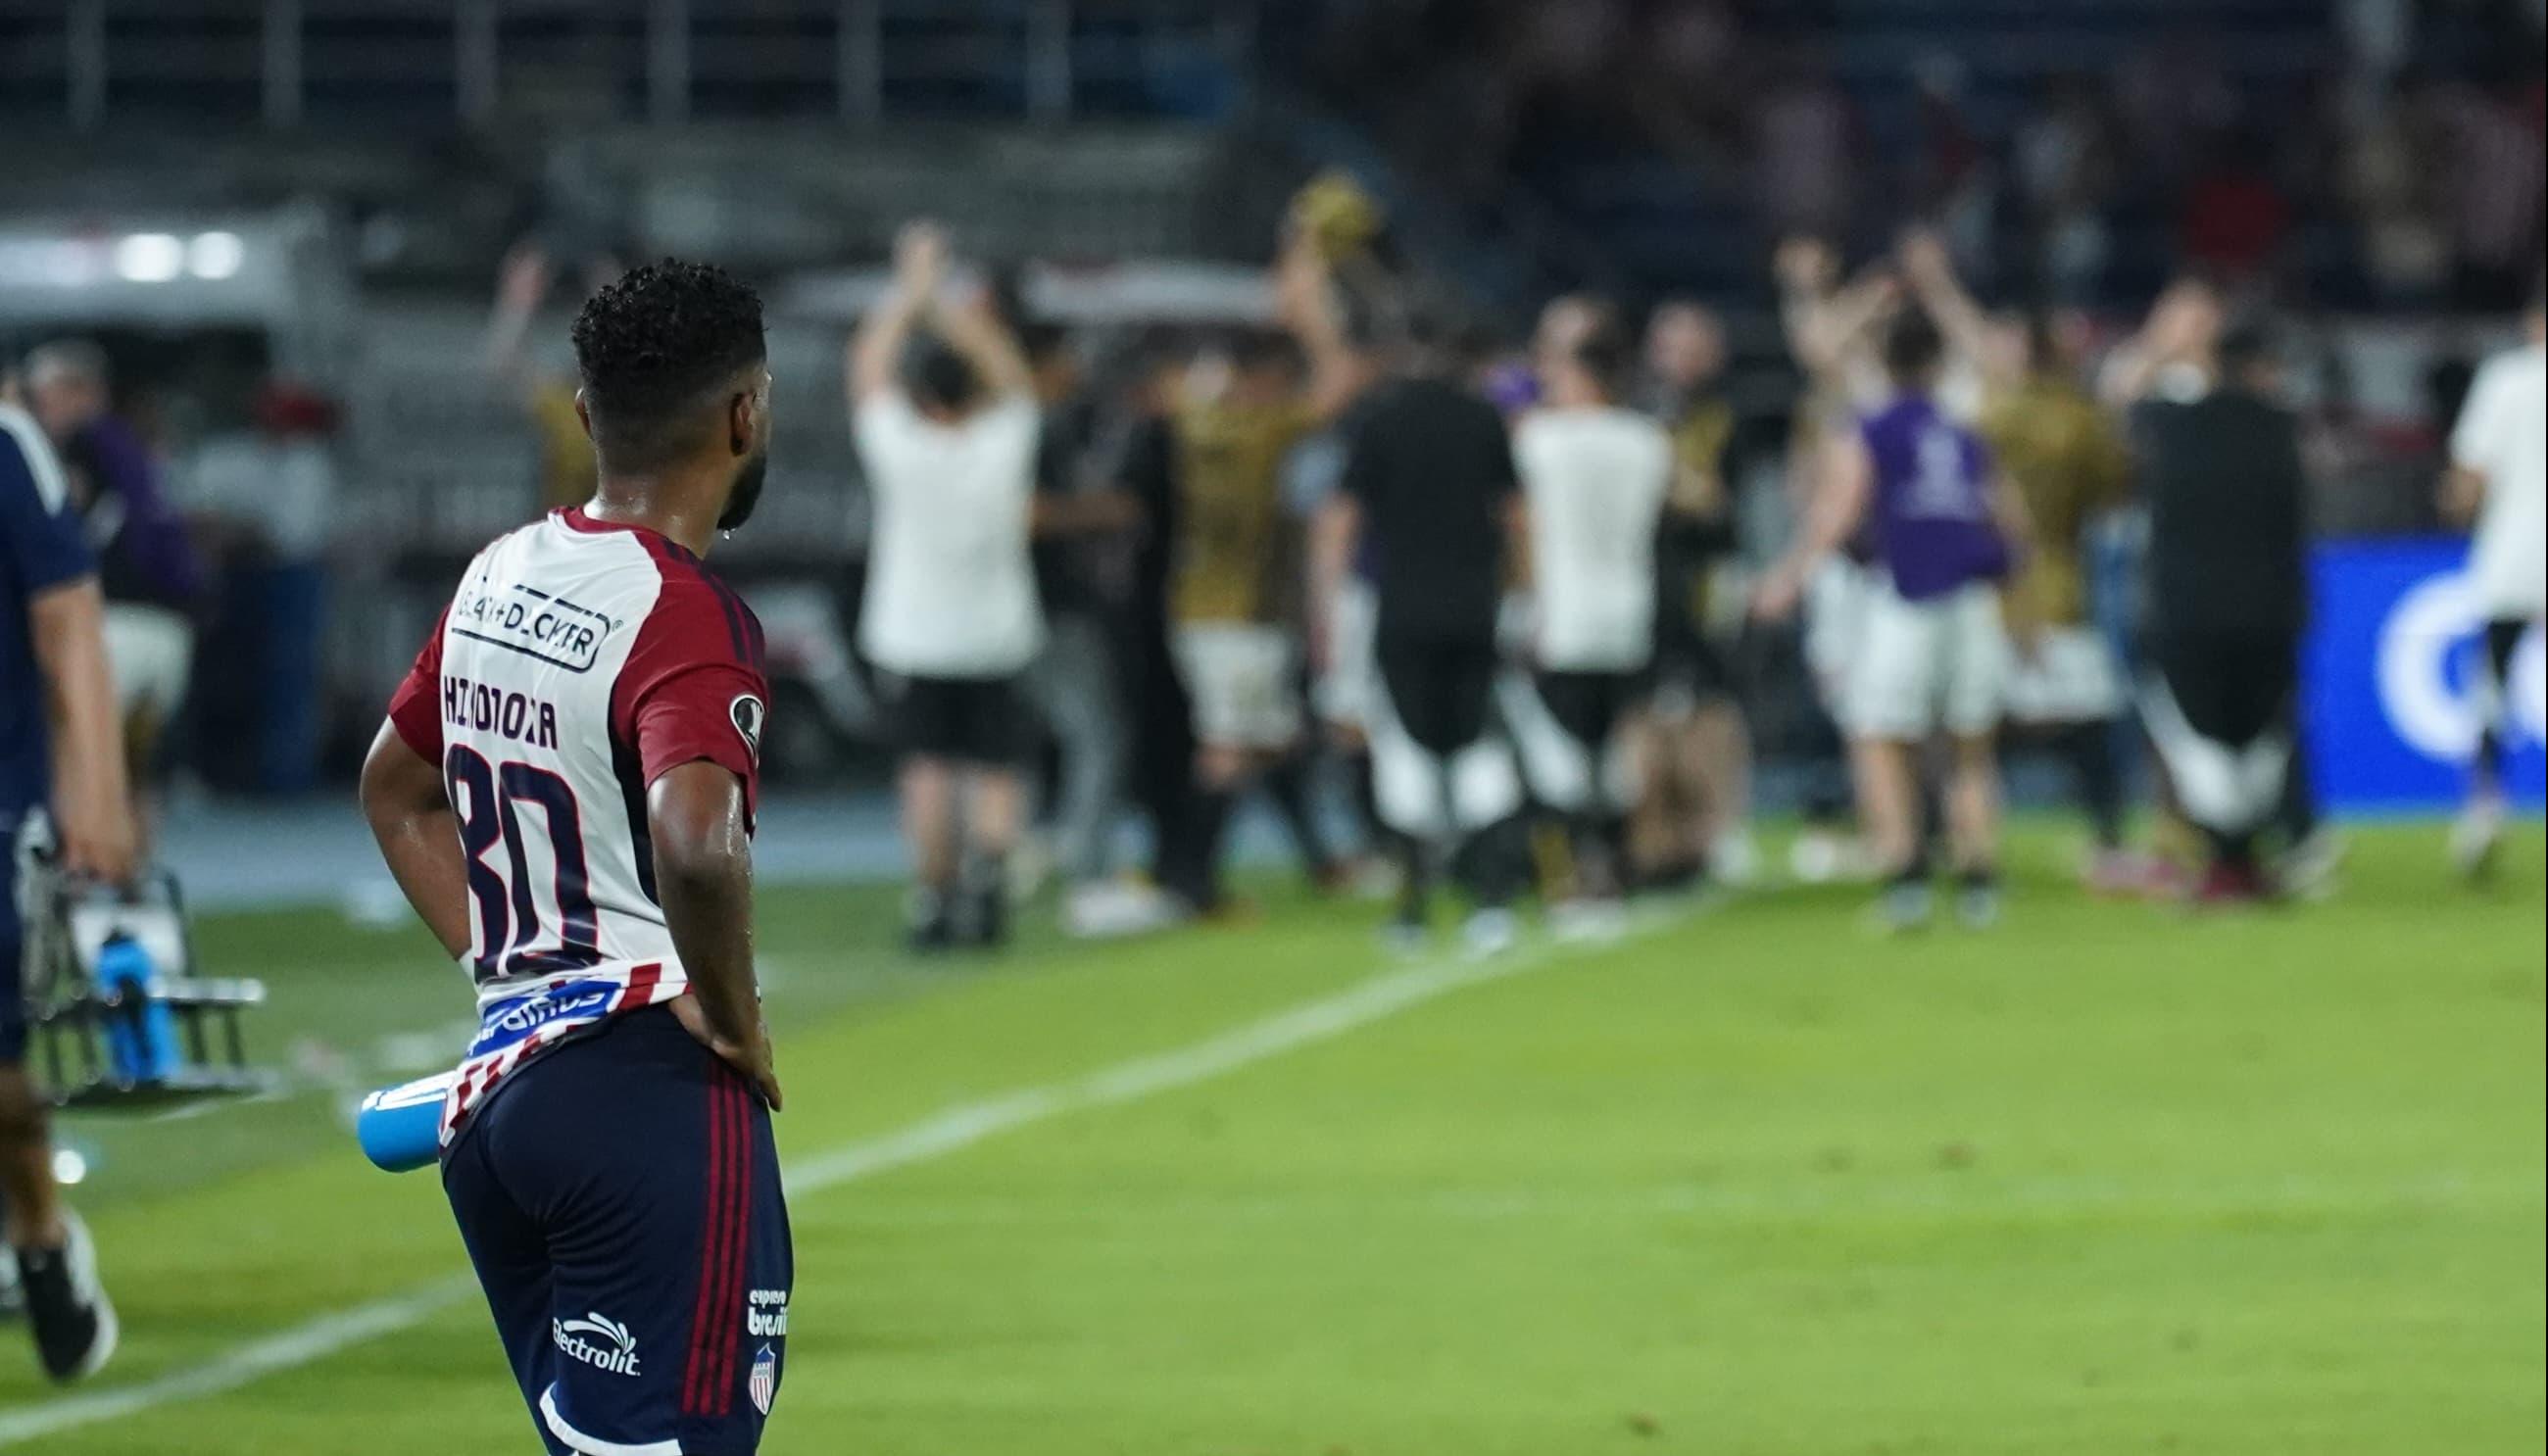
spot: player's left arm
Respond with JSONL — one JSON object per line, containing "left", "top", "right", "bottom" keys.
{"left": 651, "top": 761, "right": 779, "bottom": 1111}
{"left": 360, "top": 723, "right": 470, "bottom": 959}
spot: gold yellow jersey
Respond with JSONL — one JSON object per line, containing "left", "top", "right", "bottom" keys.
{"left": 1982, "top": 374, "right": 2130, "bottom": 629}
{"left": 1170, "top": 397, "right": 1315, "bottom": 626}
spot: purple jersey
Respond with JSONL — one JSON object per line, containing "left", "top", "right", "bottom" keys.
{"left": 1859, "top": 395, "right": 2009, "bottom": 602}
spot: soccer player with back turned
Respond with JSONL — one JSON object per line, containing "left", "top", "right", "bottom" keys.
{"left": 362, "top": 262, "right": 793, "bottom": 1454}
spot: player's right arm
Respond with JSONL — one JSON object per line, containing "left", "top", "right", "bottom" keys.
{"left": 360, "top": 721, "right": 470, "bottom": 959}
{"left": 362, "top": 607, "right": 469, "bottom": 958}
{"left": 651, "top": 762, "right": 780, "bottom": 1111}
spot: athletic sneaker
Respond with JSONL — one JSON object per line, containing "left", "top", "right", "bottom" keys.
{"left": 2192, "top": 859, "right": 2274, "bottom": 907}
{"left": 1876, "top": 880, "right": 1934, "bottom": 935}
{"left": 905, "top": 888, "right": 956, "bottom": 954}
{"left": 2451, "top": 799, "right": 2506, "bottom": 883}
{"left": 955, "top": 879, "right": 1009, "bottom": 951}
{"left": 1379, "top": 915, "right": 1431, "bottom": 957}
{"left": 2082, "top": 849, "right": 2167, "bottom": 898}
{"left": 1061, "top": 880, "right": 1183, "bottom": 941}
{"left": 1547, "top": 898, "right": 1628, "bottom": 945}
{"left": 1955, "top": 877, "right": 2002, "bottom": 931}
{"left": 1460, "top": 907, "right": 1520, "bottom": 959}
{"left": 2279, "top": 828, "right": 2348, "bottom": 899}
{"left": 16, "top": 1208, "right": 118, "bottom": 1383}
{"left": 1709, "top": 829, "right": 1762, "bottom": 890}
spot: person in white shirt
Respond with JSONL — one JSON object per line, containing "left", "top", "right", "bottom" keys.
{"left": 1504, "top": 309, "right": 1676, "bottom": 925}
{"left": 2441, "top": 283, "right": 2547, "bottom": 878}
{"left": 850, "top": 221, "right": 1043, "bottom": 949}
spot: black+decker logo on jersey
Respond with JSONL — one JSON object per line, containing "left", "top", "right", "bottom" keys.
{"left": 451, "top": 582, "right": 614, "bottom": 673}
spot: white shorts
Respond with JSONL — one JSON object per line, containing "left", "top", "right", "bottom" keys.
{"left": 1315, "top": 581, "right": 1379, "bottom": 729}
{"left": 103, "top": 604, "right": 194, "bottom": 728}
{"left": 2003, "top": 625, "right": 2125, "bottom": 725}
{"left": 1805, "top": 558, "right": 1874, "bottom": 730}
{"left": 1847, "top": 580, "right": 2008, "bottom": 741}
{"left": 1173, "top": 622, "right": 1302, "bottom": 750}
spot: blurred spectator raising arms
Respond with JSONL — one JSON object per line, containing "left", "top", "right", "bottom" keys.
{"left": 1154, "top": 224, "right": 1361, "bottom": 916}
{"left": 850, "top": 223, "right": 1045, "bottom": 952}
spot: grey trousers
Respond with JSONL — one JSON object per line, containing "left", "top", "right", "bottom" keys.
{"left": 1020, "top": 611, "right": 1129, "bottom": 885}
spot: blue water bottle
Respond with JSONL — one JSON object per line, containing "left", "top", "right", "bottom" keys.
{"left": 94, "top": 932, "right": 181, "bottom": 1087}
{"left": 357, "top": 1072, "right": 459, "bottom": 1173}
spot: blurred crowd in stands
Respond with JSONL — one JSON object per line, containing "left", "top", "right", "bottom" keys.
{"left": 1276, "top": 0, "right": 2546, "bottom": 311}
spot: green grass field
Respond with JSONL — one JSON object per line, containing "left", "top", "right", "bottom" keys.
{"left": 4, "top": 823, "right": 2541, "bottom": 1454}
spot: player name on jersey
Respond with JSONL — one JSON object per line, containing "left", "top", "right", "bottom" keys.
{"left": 440, "top": 676, "right": 563, "bottom": 751}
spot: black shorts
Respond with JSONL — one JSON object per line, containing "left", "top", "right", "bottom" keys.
{"left": 443, "top": 1007, "right": 794, "bottom": 1455}
{"left": 1531, "top": 669, "right": 1644, "bottom": 750}
{"left": 1506, "top": 669, "right": 1643, "bottom": 814}
{"left": 875, "top": 670, "right": 1032, "bottom": 766}
{"left": 2147, "top": 633, "right": 2297, "bottom": 750}
{"left": 1374, "top": 635, "right": 1498, "bottom": 755}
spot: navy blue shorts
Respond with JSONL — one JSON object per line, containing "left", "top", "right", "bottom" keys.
{"left": 443, "top": 1005, "right": 793, "bottom": 1455}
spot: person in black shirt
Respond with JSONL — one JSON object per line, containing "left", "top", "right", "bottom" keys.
{"left": 2132, "top": 317, "right": 2309, "bottom": 903}
{"left": 1312, "top": 302, "right": 1527, "bottom": 951}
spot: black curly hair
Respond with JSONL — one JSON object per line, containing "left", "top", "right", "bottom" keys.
{"left": 570, "top": 259, "right": 765, "bottom": 470}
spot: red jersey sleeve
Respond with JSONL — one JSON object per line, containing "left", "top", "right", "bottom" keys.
{"left": 385, "top": 607, "right": 448, "bottom": 763}
{"left": 611, "top": 571, "right": 769, "bottom": 822}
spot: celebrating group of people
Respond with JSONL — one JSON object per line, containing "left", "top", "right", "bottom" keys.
{"left": 839, "top": 198, "right": 2544, "bottom": 953}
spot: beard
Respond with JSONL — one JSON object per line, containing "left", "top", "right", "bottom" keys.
{"left": 716, "top": 450, "right": 769, "bottom": 532}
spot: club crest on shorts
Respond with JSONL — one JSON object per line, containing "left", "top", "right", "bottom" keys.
{"left": 730, "top": 694, "right": 766, "bottom": 762}
{"left": 749, "top": 1342, "right": 779, "bottom": 1415}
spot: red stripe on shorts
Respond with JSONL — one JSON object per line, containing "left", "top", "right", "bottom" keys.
{"left": 710, "top": 1075, "right": 757, "bottom": 1413}
{"left": 682, "top": 1071, "right": 733, "bottom": 1415}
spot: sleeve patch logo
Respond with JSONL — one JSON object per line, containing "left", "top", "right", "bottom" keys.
{"left": 730, "top": 694, "right": 766, "bottom": 762}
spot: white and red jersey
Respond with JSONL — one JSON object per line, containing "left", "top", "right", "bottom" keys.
{"left": 387, "top": 508, "right": 767, "bottom": 1144}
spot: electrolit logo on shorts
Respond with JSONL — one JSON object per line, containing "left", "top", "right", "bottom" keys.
{"left": 747, "top": 1288, "right": 790, "bottom": 1338}
{"left": 553, "top": 1313, "right": 641, "bottom": 1378}
{"left": 470, "top": 981, "right": 619, "bottom": 1057}
{"left": 749, "top": 1344, "right": 779, "bottom": 1416}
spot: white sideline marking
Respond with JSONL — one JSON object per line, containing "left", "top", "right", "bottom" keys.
{"left": 0, "top": 926, "right": 1613, "bottom": 1447}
